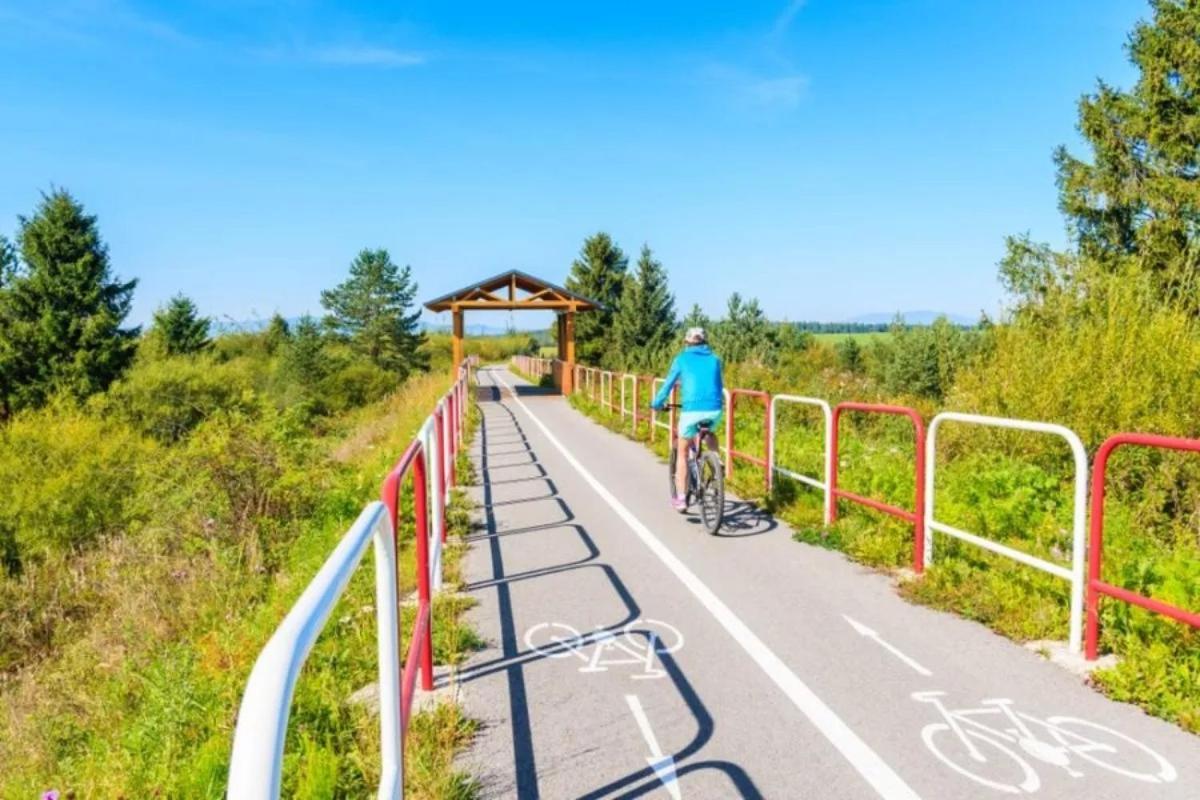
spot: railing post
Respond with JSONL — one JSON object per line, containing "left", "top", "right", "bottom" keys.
{"left": 763, "top": 395, "right": 772, "bottom": 494}
{"left": 412, "top": 452, "right": 434, "bottom": 692}
{"left": 725, "top": 395, "right": 735, "bottom": 478}
{"left": 448, "top": 390, "right": 458, "bottom": 487}
{"left": 829, "top": 407, "right": 841, "bottom": 525}
{"left": 913, "top": 418, "right": 926, "bottom": 576}
{"left": 435, "top": 404, "right": 447, "bottom": 543}
{"left": 633, "top": 377, "right": 640, "bottom": 435}
{"left": 1085, "top": 440, "right": 1110, "bottom": 661}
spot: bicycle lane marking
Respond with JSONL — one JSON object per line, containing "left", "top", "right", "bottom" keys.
{"left": 492, "top": 370, "right": 923, "bottom": 800}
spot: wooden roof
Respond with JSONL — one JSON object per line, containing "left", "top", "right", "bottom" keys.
{"left": 423, "top": 269, "right": 602, "bottom": 312}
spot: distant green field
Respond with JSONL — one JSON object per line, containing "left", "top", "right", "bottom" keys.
{"left": 811, "top": 331, "right": 893, "bottom": 345}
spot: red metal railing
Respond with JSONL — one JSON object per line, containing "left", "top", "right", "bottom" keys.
{"left": 725, "top": 388, "right": 772, "bottom": 492}
{"left": 380, "top": 440, "right": 434, "bottom": 722}
{"left": 830, "top": 402, "right": 927, "bottom": 574}
{"left": 1085, "top": 433, "right": 1200, "bottom": 660}
{"left": 379, "top": 361, "right": 470, "bottom": 765}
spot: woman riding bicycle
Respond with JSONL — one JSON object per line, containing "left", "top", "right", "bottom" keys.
{"left": 650, "top": 327, "right": 725, "bottom": 511}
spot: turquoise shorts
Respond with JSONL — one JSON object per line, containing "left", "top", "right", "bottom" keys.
{"left": 677, "top": 410, "right": 723, "bottom": 439}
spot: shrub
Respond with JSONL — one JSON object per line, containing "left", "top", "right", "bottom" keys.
{"left": 100, "top": 356, "right": 260, "bottom": 442}
{"left": 0, "top": 404, "right": 151, "bottom": 562}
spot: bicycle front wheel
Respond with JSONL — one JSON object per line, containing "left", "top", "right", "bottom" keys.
{"left": 697, "top": 451, "right": 724, "bottom": 534}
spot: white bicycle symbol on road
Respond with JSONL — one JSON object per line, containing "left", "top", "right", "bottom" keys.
{"left": 524, "top": 618, "right": 684, "bottom": 680}
{"left": 914, "top": 691, "right": 1177, "bottom": 795}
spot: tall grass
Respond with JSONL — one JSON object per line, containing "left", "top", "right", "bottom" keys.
{"left": 0, "top": 349, "right": 484, "bottom": 796}
{"left": 567, "top": 294, "right": 1200, "bottom": 735}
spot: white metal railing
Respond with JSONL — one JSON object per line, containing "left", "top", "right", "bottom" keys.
{"left": 768, "top": 395, "right": 834, "bottom": 525}
{"left": 924, "top": 412, "right": 1089, "bottom": 653}
{"left": 650, "top": 378, "right": 676, "bottom": 441}
{"left": 619, "top": 373, "right": 636, "bottom": 419}
{"left": 600, "top": 371, "right": 613, "bottom": 413}
{"left": 229, "top": 363, "right": 471, "bottom": 797}
{"left": 421, "top": 414, "right": 444, "bottom": 591}
{"left": 227, "top": 502, "right": 402, "bottom": 798}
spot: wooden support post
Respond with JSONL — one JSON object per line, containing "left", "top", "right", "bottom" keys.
{"left": 452, "top": 308, "right": 464, "bottom": 378}
{"left": 564, "top": 310, "right": 576, "bottom": 394}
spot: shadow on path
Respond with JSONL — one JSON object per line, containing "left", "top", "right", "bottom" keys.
{"left": 466, "top": 368, "right": 765, "bottom": 798}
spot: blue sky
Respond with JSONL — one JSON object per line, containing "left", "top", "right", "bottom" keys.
{"left": 0, "top": 0, "right": 1143, "bottom": 329}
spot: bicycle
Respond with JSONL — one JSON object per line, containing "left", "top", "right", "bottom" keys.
{"left": 663, "top": 404, "right": 725, "bottom": 534}
{"left": 912, "top": 690, "right": 1177, "bottom": 794}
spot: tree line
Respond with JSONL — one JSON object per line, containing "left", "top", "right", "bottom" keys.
{"left": 561, "top": 232, "right": 807, "bottom": 371}
{"left": 0, "top": 189, "right": 429, "bottom": 420}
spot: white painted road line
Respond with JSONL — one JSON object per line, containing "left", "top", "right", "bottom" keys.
{"left": 490, "top": 370, "right": 924, "bottom": 800}
{"left": 626, "top": 694, "right": 683, "bottom": 800}
{"left": 843, "top": 616, "right": 933, "bottom": 678}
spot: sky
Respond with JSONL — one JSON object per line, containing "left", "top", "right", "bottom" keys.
{"left": 0, "top": 0, "right": 1144, "bottom": 330}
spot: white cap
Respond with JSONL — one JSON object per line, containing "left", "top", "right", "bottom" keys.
{"left": 684, "top": 327, "right": 707, "bottom": 344}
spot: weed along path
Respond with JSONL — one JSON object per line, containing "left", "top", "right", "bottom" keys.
{"left": 455, "top": 366, "right": 1200, "bottom": 799}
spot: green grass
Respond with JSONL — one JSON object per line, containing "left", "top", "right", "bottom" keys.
{"left": 567, "top": 381, "right": 1200, "bottom": 738}
{"left": 810, "top": 331, "right": 894, "bottom": 345}
{"left": 0, "top": 373, "right": 485, "bottom": 798}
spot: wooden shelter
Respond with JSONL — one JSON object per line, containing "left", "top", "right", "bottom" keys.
{"left": 424, "top": 270, "right": 601, "bottom": 393}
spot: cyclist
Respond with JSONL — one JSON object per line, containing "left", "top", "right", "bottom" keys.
{"left": 650, "top": 327, "right": 724, "bottom": 511}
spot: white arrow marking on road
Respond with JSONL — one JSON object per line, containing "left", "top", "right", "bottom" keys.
{"left": 493, "top": 369, "right": 923, "bottom": 800}
{"left": 625, "top": 694, "right": 682, "bottom": 800}
{"left": 843, "top": 615, "right": 932, "bottom": 677}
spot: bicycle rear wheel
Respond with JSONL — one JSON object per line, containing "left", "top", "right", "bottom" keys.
{"left": 697, "top": 451, "right": 724, "bottom": 534}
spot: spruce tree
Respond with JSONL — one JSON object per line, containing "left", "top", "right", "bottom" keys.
{"left": 565, "top": 232, "right": 628, "bottom": 365}
{"left": 1008, "top": 1, "right": 1200, "bottom": 309}
{"left": 611, "top": 245, "right": 677, "bottom": 371}
{"left": 282, "top": 315, "right": 330, "bottom": 391}
{"left": 150, "top": 294, "right": 211, "bottom": 356}
{"left": 0, "top": 190, "right": 138, "bottom": 414}
{"left": 713, "top": 293, "right": 773, "bottom": 365}
{"left": 320, "top": 248, "right": 428, "bottom": 378}
{"left": 681, "top": 303, "right": 710, "bottom": 333}
{"left": 264, "top": 313, "right": 291, "bottom": 354}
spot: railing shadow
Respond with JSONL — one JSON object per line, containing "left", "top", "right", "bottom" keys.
{"left": 466, "top": 368, "right": 764, "bottom": 798}
{"left": 511, "top": 384, "right": 559, "bottom": 397}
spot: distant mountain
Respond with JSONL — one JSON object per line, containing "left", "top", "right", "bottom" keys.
{"left": 847, "top": 310, "right": 975, "bottom": 326}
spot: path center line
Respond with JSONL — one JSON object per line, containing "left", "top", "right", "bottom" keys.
{"left": 489, "top": 369, "right": 923, "bottom": 800}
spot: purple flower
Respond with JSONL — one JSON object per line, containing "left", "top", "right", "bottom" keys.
{"left": 42, "top": 792, "right": 60, "bottom": 800}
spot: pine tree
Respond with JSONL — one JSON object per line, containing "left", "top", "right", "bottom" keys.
{"left": 150, "top": 294, "right": 211, "bottom": 356}
{"left": 565, "top": 232, "right": 628, "bottom": 365}
{"left": 0, "top": 190, "right": 138, "bottom": 414}
{"left": 320, "top": 248, "right": 428, "bottom": 378}
{"left": 713, "top": 293, "right": 774, "bottom": 365}
{"left": 681, "top": 303, "right": 710, "bottom": 333}
{"left": 0, "top": 236, "right": 15, "bottom": 418}
{"left": 611, "top": 245, "right": 677, "bottom": 371}
{"left": 1009, "top": 1, "right": 1200, "bottom": 310}
{"left": 264, "top": 313, "right": 291, "bottom": 354}
{"left": 0, "top": 236, "right": 14, "bottom": 287}
{"left": 836, "top": 337, "right": 863, "bottom": 373}
{"left": 282, "top": 315, "right": 330, "bottom": 391}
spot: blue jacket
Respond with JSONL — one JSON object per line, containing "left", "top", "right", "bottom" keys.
{"left": 651, "top": 345, "right": 724, "bottom": 412}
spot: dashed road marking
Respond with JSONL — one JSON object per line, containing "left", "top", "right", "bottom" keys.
{"left": 626, "top": 694, "right": 682, "bottom": 800}
{"left": 489, "top": 369, "right": 923, "bottom": 800}
{"left": 843, "top": 615, "right": 933, "bottom": 677}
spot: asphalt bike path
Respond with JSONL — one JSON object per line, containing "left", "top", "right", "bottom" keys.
{"left": 455, "top": 366, "right": 1200, "bottom": 799}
